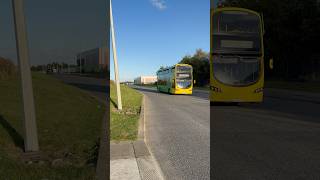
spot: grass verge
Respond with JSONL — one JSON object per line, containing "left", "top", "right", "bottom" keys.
{"left": 265, "top": 80, "right": 320, "bottom": 93}
{"left": 0, "top": 72, "right": 105, "bottom": 179}
{"left": 110, "top": 82, "right": 142, "bottom": 141}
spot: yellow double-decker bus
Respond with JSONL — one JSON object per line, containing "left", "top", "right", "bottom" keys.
{"left": 210, "top": 6, "right": 265, "bottom": 103}
{"left": 157, "top": 64, "right": 194, "bottom": 95}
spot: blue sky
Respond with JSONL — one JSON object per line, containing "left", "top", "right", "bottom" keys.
{"left": 110, "top": 0, "right": 212, "bottom": 81}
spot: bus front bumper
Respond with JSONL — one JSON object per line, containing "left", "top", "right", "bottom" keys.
{"left": 174, "top": 88, "right": 193, "bottom": 95}
{"left": 210, "top": 89, "right": 263, "bottom": 103}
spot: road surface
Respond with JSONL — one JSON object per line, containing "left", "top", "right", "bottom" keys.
{"left": 133, "top": 86, "right": 210, "bottom": 180}
{"left": 135, "top": 86, "right": 320, "bottom": 180}
{"left": 212, "top": 89, "right": 320, "bottom": 179}
{"left": 52, "top": 74, "right": 108, "bottom": 102}
{"left": 51, "top": 75, "right": 320, "bottom": 179}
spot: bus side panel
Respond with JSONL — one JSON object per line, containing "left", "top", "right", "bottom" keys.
{"left": 157, "top": 69, "right": 174, "bottom": 94}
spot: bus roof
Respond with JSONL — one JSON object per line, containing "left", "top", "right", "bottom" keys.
{"left": 212, "top": 7, "right": 260, "bottom": 17}
{"left": 176, "top": 63, "right": 192, "bottom": 67}
{"left": 157, "top": 64, "right": 192, "bottom": 73}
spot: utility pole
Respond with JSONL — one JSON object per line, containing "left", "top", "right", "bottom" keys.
{"left": 110, "top": 0, "right": 122, "bottom": 110}
{"left": 12, "top": 0, "right": 39, "bottom": 152}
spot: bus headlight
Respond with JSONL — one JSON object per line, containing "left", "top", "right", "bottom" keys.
{"left": 210, "top": 86, "right": 222, "bottom": 93}
{"left": 254, "top": 87, "right": 263, "bottom": 93}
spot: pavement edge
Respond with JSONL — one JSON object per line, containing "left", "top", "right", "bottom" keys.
{"left": 138, "top": 95, "right": 145, "bottom": 140}
{"left": 96, "top": 111, "right": 109, "bottom": 180}
{"left": 136, "top": 95, "right": 165, "bottom": 180}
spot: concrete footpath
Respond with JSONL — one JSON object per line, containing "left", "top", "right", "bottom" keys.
{"left": 110, "top": 96, "right": 163, "bottom": 180}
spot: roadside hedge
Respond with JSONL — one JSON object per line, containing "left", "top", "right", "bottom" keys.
{"left": 0, "top": 57, "right": 16, "bottom": 80}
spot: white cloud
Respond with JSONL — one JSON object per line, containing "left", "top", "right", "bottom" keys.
{"left": 150, "top": 0, "right": 167, "bottom": 10}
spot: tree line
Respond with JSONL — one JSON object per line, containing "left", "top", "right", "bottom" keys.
{"left": 222, "top": 0, "right": 320, "bottom": 81}
{"left": 179, "top": 49, "right": 210, "bottom": 87}
{"left": 181, "top": 0, "right": 320, "bottom": 86}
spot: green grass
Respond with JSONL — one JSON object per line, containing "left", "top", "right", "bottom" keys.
{"left": 265, "top": 80, "right": 320, "bottom": 93}
{"left": 0, "top": 73, "right": 105, "bottom": 179}
{"left": 110, "top": 82, "right": 142, "bottom": 141}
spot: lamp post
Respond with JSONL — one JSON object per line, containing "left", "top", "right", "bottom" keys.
{"left": 110, "top": 0, "right": 122, "bottom": 110}
{"left": 12, "top": 0, "right": 39, "bottom": 152}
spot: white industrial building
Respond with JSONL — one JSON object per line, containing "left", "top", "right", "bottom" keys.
{"left": 76, "top": 47, "right": 108, "bottom": 73}
{"left": 134, "top": 76, "right": 157, "bottom": 85}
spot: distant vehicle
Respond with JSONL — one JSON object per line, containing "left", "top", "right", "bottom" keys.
{"left": 157, "top": 64, "right": 194, "bottom": 95}
{"left": 210, "top": 7, "right": 265, "bottom": 103}
{"left": 46, "top": 65, "right": 53, "bottom": 74}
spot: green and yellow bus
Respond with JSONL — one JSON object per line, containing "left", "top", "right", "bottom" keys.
{"left": 210, "top": 6, "right": 265, "bottom": 103}
{"left": 157, "top": 64, "right": 194, "bottom": 95}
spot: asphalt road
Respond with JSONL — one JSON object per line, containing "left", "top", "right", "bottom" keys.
{"left": 135, "top": 86, "right": 320, "bottom": 180}
{"left": 52, "top": 74, "right": 108, "bottom": 102}
{"left": 51, "top": 75, "right": 320, "bottom": 179}
{"left": 212, "top": 89, "right": 320, "bottom": 179}
{"left": 133, "top": 86, "right": 210, "bottom": 180}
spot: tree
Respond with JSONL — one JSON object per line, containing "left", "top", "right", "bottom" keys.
{"left": 0, "top": 57, "right": 17, "bottom": 79}
{"left": 222, "top": 0, "right": 320, "bottom": 80}
{"left": 179, "top": 49, "right": 210, "bottom": 87}
{"left": 194, "top": 49, "right": 209, "bottom": 60}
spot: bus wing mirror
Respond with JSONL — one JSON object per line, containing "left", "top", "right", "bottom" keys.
{"left": 193, "top": 80, "right": 196, "bottom": 84}
{"left": 269, "top": 58, "right": 274, "bottom": 70}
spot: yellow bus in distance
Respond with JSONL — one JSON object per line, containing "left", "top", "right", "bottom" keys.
{"left": 157, "top": 64, "right": 194, "bottom": 95}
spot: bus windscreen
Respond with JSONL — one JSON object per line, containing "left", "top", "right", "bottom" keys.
{"left": 177, "top": 66, "right": 192, "bottom": 72}
{"left": 212, "top": 11, "right": 261, "bottom": 53}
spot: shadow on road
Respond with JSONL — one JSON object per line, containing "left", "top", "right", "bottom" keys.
{"left": 68, "top": 83, "right": 108, "bottom": 94}
{"left": 238, "top": 101, "right": 320, "bottom": 124}
{"left": 0, "top": 115, "right": 24, "bottom": 150}
{"left": 131, "top": 86, "right": 159, "bottom": 94}
{"left": 132, "top": 86, "right": 210, "bottom": 101}
{"left": 211, "top": 102, "right": 239, "bottom": 106}
{"left": 192, "top": 90, "right": 209, "bottom": 100}
{"left": 52, "top": 74, "right": 109, "bottom": 95}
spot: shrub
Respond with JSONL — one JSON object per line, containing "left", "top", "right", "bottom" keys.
{"left": 0, "top": 57, "right": 17, "bottom": 80}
